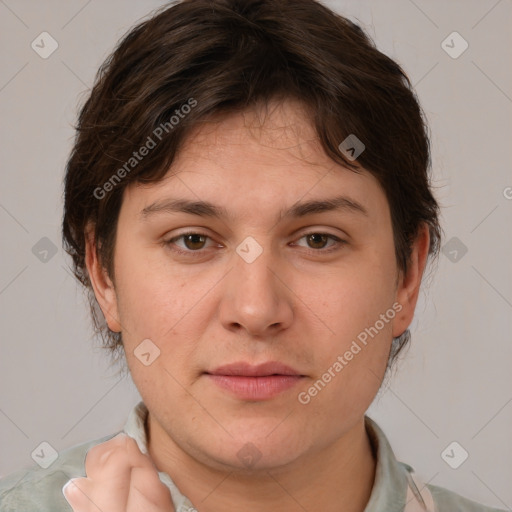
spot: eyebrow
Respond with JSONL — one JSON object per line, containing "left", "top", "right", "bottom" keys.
{"left": 139, "top": 194, "right": 368, "bottom": 222}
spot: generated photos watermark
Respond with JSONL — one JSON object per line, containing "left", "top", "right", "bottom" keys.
{"left": 298, "top": 301, "right": 403, "bottom": 405}
{"left": 93, "top": 97, "right": 198, "bottom": 200}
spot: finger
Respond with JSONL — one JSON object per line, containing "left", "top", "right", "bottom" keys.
{"left": 81, "top": 433, "right": 168, "bottom": 511}
{"left": 85, "top": 433, "right": 155, "bottom": 483}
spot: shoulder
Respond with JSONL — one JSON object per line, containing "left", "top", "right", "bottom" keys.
{"left": 428, "top": 482, "right": 507, "bottom": 512}
{"left": 0, "top": 433, "right": 117, "bottom": 512}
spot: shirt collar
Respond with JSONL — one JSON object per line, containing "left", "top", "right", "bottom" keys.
{"left": 363, "top": 415, "right": 411, "bottom": 510}
{"left": 123, "top": 401, "right": 410, "bottom": 512}
{"left": 122, "top": 401, "right": 197, "bottom": 511}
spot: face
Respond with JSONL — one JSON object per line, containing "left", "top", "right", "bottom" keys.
{"left": 87, "top": 99, "right": 427, "bottom": 472}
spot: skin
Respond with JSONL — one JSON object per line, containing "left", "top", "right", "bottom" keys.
{"left": 79, "top": 99, "right": 430, "bottom": 512}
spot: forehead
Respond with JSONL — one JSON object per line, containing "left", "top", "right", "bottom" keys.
{"left": 176, "top": 99, "right": 338, "bottom": 174}
{"left": 122, "top": 98, "right": 387, "bottom": 221}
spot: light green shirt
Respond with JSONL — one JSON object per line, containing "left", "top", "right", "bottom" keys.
{"left": 0, "top": 401, "right": 505, "bottom": 511}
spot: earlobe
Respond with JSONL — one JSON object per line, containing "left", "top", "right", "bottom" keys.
{"left": 84, "top": 226, "right": 122, "bottom": 333}
{"left": 392, "top": 224, "right": 430, "bottom": 338}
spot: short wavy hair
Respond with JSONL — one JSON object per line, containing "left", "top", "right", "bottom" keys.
{"left": 62, "top": 0, "right": 441, "bottom": 370}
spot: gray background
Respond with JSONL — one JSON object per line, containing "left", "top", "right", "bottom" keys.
{"left": 0, "top": 0, "right": 511, "bottom": 509}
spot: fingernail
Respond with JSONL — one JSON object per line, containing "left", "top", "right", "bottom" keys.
{"left": 62, "top": 478, "right": 77, "bottom": 500}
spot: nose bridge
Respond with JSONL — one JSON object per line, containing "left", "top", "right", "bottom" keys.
{"left": 233, "top": 238, "right": 280, "bottom": 308}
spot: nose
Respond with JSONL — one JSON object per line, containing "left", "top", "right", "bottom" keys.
{"left": 218, "top": 244, "right": 294, "bottom": 338}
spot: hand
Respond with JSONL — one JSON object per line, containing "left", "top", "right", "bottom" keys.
{"left": 63, "top": 432, "right": 175, "bottom": 512}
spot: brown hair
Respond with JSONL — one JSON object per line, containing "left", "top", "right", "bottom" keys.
{"left": 62, "top": 0, "right": 441, "bottom": 367}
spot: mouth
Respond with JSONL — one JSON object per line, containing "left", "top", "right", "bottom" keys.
{"left": 204, "top": 361, "right": 306, "bottom": 401}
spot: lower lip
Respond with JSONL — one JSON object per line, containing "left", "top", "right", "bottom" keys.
{"left": 206, "top": 374, "right": 303, "bottom": 400}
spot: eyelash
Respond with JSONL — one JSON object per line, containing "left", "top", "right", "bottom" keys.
{"left": 163, "top": 231, "right": 346, "bottom": 258}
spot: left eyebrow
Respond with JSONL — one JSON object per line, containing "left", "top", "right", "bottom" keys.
{"left": 139, "top": 194, "right": 369, "bottom": 222}
{"left": 282, "top": 195, "right": 368, "bottom": 219}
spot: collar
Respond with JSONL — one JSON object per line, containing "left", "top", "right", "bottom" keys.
{"left": 123, "top": 401, "right": 411, "bottom": 511}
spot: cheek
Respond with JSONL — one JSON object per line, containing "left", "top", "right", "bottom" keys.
{"left": 318, "top": 256, "right": 397, "bottom": 342}
{"left": 301, "top": 255, "right": 397, "bottom": 405}
{"left": 113, "top": 246, "right": 196, "bottom": 340}
{"left": 116, "top": 262, "right": 201, "bottom": 407}
{"left": 113, "top": 250, "right": 219, "bottom": 386}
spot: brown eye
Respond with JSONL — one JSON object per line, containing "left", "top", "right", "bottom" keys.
{"left": 306, "top": 233, "right": 330, "bottom": 249}
{"left": 165, "top": 232, "right": 215, "bottom": 257}
{"left": 293, "top": 232, "right": 345, "bottom": 254}
{"left": 182, "top": 233, "right": 207, "bottom": 250}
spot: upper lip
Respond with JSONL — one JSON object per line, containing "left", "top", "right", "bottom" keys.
{"left": 206, "top": 361, "right": 303, "bottom": 377}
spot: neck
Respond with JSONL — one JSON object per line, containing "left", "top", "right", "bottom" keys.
{"left": 147, "top": 415, "right": 376, "bottom": 512}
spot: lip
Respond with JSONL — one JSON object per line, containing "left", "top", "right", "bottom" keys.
{"left": 207, "top": 361, "right": 302, "bottom": 377}
{"left": 205, "top": 361, "right": 305, "bottom": 401}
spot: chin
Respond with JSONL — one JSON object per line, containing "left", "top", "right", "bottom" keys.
{"left": 201, "top": 427, "right": 308, "bottom": 470}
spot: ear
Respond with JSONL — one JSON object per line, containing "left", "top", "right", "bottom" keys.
{"left": 392, "top": 224, "right": 430, "bottom": 338}
{"left": 84, "top": 224, "right": 122, "bottom": 333}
